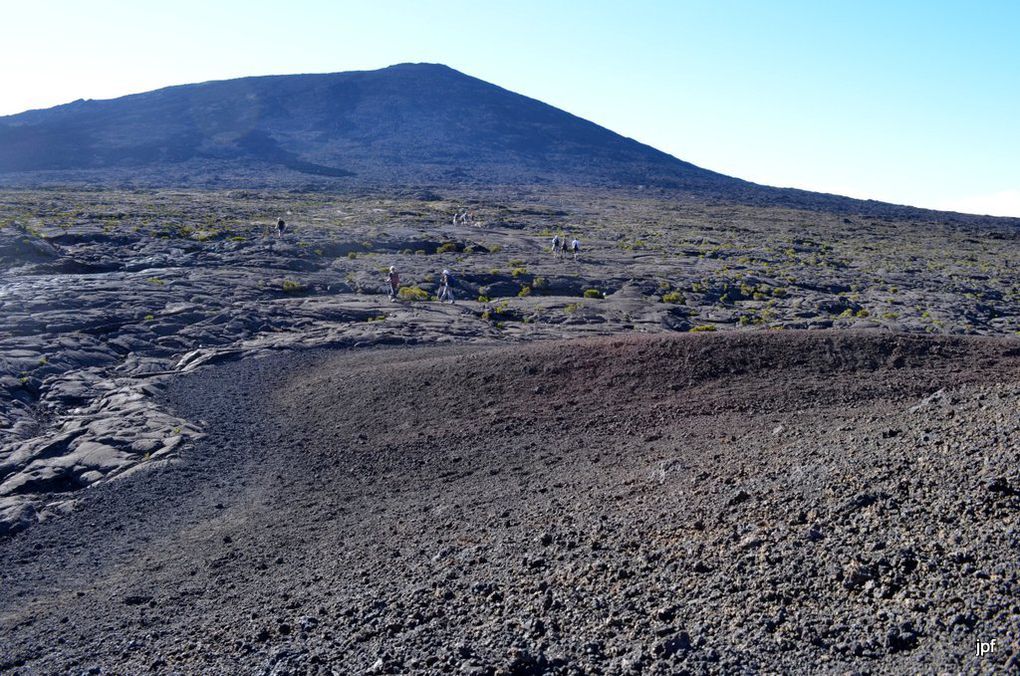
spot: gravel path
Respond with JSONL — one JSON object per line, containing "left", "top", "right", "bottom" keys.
{"left": 1, "top": 331, "right": 1018, "bottom": 675}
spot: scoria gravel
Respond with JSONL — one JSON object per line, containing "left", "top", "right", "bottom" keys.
{"left": 1, "top": 331, "right": 1017, "bottom": 675}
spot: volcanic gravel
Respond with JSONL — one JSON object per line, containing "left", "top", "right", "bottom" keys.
{"left": 5, "top": 187, "right": 1020, "bottom": 538}
{"left": 1, "top": 331, "right": 1018, "bottom": 675}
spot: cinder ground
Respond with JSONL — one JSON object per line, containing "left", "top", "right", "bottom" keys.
{"left": 3, "top": 187, "right": 1019, "bottom": 528}
{"left": 1, "top": 187, "right": 1019, "bottom": 673}
{"left": 0, "top": 332, "right": 1017, "bottom": 674}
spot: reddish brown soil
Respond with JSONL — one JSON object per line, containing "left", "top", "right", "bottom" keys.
{"left": 1, "top": 331, "right": 1018, "bottom": 674}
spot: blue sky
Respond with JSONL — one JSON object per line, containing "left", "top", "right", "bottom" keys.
{"left": 3, "top": 1, "right": 1018, "bottom": 215}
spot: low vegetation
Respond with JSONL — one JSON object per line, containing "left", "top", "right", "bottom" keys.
{"left": 397, "top": 285, "right": 431, "bottom": 301}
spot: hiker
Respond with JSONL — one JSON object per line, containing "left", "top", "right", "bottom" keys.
{"left": 551, "top": 234, "right": 561, "bottom": 256}
{"left": 560, "top": 237, "right": 570, "bottom": 256}
{"left": 438, "top": 269, "right": 456, "bottom": 304}
{"left": 276, "top": 218, "right": 286, "bottom": 237}
{"left": 571, "top": 238, "right": 580, "bottom": 260}
{"left": 387, "top": 266, "right": 400, "bottom": 301}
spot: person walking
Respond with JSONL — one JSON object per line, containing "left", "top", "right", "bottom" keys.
{"left": 571, "top": 238, "right": 581, "bottom": 260}
{"left": 438, "top": 269, "right": 456, "bottom": 304}
{"left": 276, "top": 218, "right": 286, "bottom": 238}
{"left": 387, "top": 266, "right": 401, "bottom": 301}
{"left": 551, "top": 234, "right": 561, "bottom": 257}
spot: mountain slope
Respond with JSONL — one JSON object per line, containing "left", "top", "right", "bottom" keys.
{"left": 0, "top": 63, "right": 739, "bottom": 190}
{"left": 1, "top": 63, "right": 1017, "bottom": 225}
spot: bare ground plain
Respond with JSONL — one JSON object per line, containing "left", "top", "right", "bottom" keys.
{"left": 0, "top": 187, "right": 1018, "bottom": 674}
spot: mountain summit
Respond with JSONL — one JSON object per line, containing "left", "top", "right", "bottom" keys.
{"left": 0, "top": 63, "right": 741, "bottom": 190}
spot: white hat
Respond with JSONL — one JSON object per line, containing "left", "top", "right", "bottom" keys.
{"left": 442, "top": 269, "right": 450, "bottom": 275}
{"left": 389, "top": 266, "right": 395, "bottom": 272}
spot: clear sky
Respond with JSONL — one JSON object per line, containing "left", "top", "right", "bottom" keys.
{"left": 3, "top": 1, "right": 1018, "bottom": 216}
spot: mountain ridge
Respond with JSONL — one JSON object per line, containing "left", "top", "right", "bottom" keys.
{"left": 1, "top": 63, "right": 1017, "bottom": 225}
{"left": 0, "top": 63, "right": 730, "bottom": 186}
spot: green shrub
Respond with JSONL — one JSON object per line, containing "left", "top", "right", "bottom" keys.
{"left": 662, "top": 290, "right": 684, "bottom": 304}
{"left": 477, "top": 295, "right": 490, "bottom": 303}
{"left": 437, "top": 242, "right": 459, "bottom": 254}
{"left": 511, "top": 267, "right": 528, "bottom": 278}
{"left": 583, "top": 289, "right": 604, "bottom": 299}
{"left": 347, "top": 251, "right": 358, "bottom": 259}
{"left": 518, "top": 286, "right": 532, "bottom": 298}
{"left": 690, "top": 324, "right": 717, "bottom": 332}
{"left": 282, "top": 280, "right": 305, "bottom": 293}
{"left": 489, "top": 244, "right": 502, "bottom": 254}
{"left": 532, "top": 276, "right": 548, "bottom": 290}
{"left": 398, "top": 285, "right": 431, "bottom": 301}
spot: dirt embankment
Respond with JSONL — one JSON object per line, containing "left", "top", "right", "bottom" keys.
{"left": 1, "top": 331, "right": 1018, "bottom": 674}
